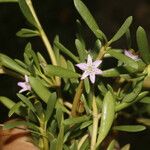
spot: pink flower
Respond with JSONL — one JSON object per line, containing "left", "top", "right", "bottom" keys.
{"left": 76, "top": 54, "right": 102, "bottom": 83}
{"left": 17, "top": 75, "right": 31, "bottom": 93}
{"left": 124, "top": 50, "right": 139, "bottom": 61}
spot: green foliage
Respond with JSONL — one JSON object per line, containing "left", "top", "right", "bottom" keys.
{"left": 136, "top": 26, "right": 150, "bottom": 64}
{"left": 0, "top": 0, "right": 149, "bottom": 150}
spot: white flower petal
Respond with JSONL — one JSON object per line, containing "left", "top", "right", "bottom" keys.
{"left": 81, "top": 71, "right": 89, "bottom": 80}
{"left": 76, "top": 63, "right": 87, "bottom": 70}
{"left": 94, "top": 68, "right": 103, "bottom": 75}
{"left": 89, "top": 74, "right": 95, "bottom": 83}
{"left": 19, "top": 88, "right": 27, "bottom": 93}
{"left": 25, "top": 75, "right": 29, "bottom": 82}
{"left": 17, "top": 82, "right": 26, "bottom": 88}
{"left": 93, "top": 60, "right": 102, "bottom": 67}
{"left": 87, "top": 54, "right": 92, "bottom": 65}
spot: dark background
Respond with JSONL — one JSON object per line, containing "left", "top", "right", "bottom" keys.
{"left": 0, "top": 0, "right": 150, "bottom": 149}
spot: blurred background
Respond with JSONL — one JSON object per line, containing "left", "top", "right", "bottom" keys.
{"left": 0, "top": 0, "right": 150, "bottom": 149}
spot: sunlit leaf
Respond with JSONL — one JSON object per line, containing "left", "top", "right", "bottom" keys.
{"left": 113, "top": 125, "right": 146, "bottom": 132}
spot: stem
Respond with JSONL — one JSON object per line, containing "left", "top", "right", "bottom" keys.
{"left": 26, "top": 0, "right": 60, "bottom": 86}
{"left": 96, "top": 46, "right": 106, "bottom": 60}
{"left": 71, "top": 80, "right": 84, "bottom": 117}
{"left": 39, "top": 119, "right": 49, "bottom": 150}
{"left": 91, "top": 95, "right": 99, "bottom": 150}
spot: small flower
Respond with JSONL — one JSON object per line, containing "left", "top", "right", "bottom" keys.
{"left": 76, "top": 54, "right": 102, "bottom": 83}
{"left": 124, "top": 50, "right": 139, "bottom": 61}
{"left": 17, "top": 75, "right": 31, "bottom": 93}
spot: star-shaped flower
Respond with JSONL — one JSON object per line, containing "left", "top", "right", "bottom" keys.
{"left": 17, "top": 75, "right": 31, "bottom": 93}
{"left": 76, "top": 54, "right": 102, "bottom": 83}
{"left": 124, "top": 50, "right": 139, "bottom": 61}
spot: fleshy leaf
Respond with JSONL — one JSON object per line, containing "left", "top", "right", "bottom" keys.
{"left": 54, "top": 41, "right": 79, "bottom": 63}
{"left": 18, "top": 0, "right": 38, "bottom": 28}
{"left": 113, "top": 125, "right": 146, "bottom": 132}
{"left": 109, "top": 16, "right": 133, "bottom": 44}
{"left": 74, "top": 0, "right": 107, "bottom": 41}
{"left": 136, "top": 26, "right": 150, "bottom": 64}
{"left": 16, "top": 28, "right": 40, "bottom": 37}
{"left": 96, "top": 92, "right": 115, "bottom": 147}
{"left": 29, "top": 77, "right": 52, "bottom": 103}
{"left": 44, "top": 65, "right": 80, "bottom": 79}
{"left": 63, "top": 115, "right": 90, "bottom": 125}
{"left": 107, "top": 49, "right": 138, "bottom": 70}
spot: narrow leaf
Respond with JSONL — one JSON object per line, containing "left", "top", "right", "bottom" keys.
{"left": 45, "top": 92, "right": 57, "bottom": 121}
{"left": 29, "top": 77, "right": 51, "bottom": 103}
{"left": 17, "top": 93, "right": 36, "bottom": 112}
{"left": 0, "top": 53, "right": 30, "bottom": 75}
{"left": 18, "top": 0, "right": 38, "bottom": 28}
{"left": 63, "top": 115, "right": 90, "bottom": 125}
{"left": 107, "top": 49, "right": 138, "bottom": 70}
{"left": 75, "top": 39, "right": 87, "bottom": 61}
{"left": 136, "top": 26, "right": 150, "bottom": 64}
{"left": 74, "top": 0, "right": 106, "bottom": 41}
{"left": 109, "top": 16, "right": 133, "bottom": 44}
{"left": 113, "top": 125, "right": 146, "bottom": 132}
{"left": 44, "top": 65, "right": 80, "bottom": 78}
{"left": 54, "top": 41, "right": 79, "bottom": 63}
{"left": 0, "top": 0, "right": 17, "bottom": 2}
{"left": 16, "top": 28, "right": 40, "bottom": 37}
{"left": 97, "top": 92, "right": 115, "bottom": 147}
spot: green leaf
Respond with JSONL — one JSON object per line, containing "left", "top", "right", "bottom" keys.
{"left": 29, "top": 77, "right": 52, "bottom": 103}
{"left": 0, "top": 53, "right": 30, "bottom": 75}
{"left": 98, "top": 82, "right": 107, "bottom": 96}
{"left": 8, "top": 102, "right": 23, "bottom": 117}
{"left": 53, "top": 35, "right": 60, "bottom": 65}
{"left": 116, "top": 91, "right": 149, "bottom": 112}
{"left": 74, "top": 0, "right": 106, "bottom": 41}
{"left": 34, "top": 100, "right": 43, "bottom": 117}
{"left": 63, "top": 115, "right": 90, "bottom": 126}
{"left": 107, "top": 139, "right": 118, "bottom": 150}
{"left": 121, "top": 144, "right": 130, "bottom": 150}
{"left": 25, "top": 43, "right": 41, "bottom": 71}
{"left": 75, "top": 39, "right": 87, "bottom": 61}
{"left": 45, "top": 92, "right": 57, "bottom": 122}
{"left": 56, "top": 119, "right": 64, "bottom": 150}
{"left": 80, "top": 120, "right": 92, "bottom": 129}
{"left": 54, "top": 41, "right": 79, "bottom": 63}
{"left": 56, "top": 108, "right": 63, "bottom": 130}
{"left": 140, "top": 97, "right": 150, "bottom": 104}
{"left": 16, "top": 28, "right": 40, "bottom": 37}
{"left": 136, "top": 26, "right": 150, "bottom": 64}
{"left": 0, "top": 0, "right": 17, "bottom": 2}
{"left": 67, "top": 60, "right": 79, "bottom": 84}
{"left": 109, "top": 16, "right": 133, "bottom": 44}
{"left": 4, "top": 120, "right": 39, "bottom": 131}
{"left": 113, "top": 125, "right": 146, "bottom": 132}
{"left": 137, "top": 118, "right": 150, "bottom": 126}
{"left": 0, "top": 96, "right": 19, "bottom": 113}
{"left": 122, "top": 80, "right": 143, "bottom": 102}
{"left": 96, "top": 92, "right": 115, "bottom": 147}
{"left": 17, "top": 93, "right": 36, "bottom": 112}
{"left": 125, "top": 29, "right": 132, "bottom": 49}
{"left": 76, "top": 19, "right": 86, "bottom": 48}
{"left": 18, "top": 0, "right": 38, "bottom": 28}
{"left": 84, "top": 78, "right": 90, "bottom": 94}
{"left": 44, "top": 65, "right": 80, "bottom": 79}
{"left": 107, "top": 49, "right": 138, "bottom": 70}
